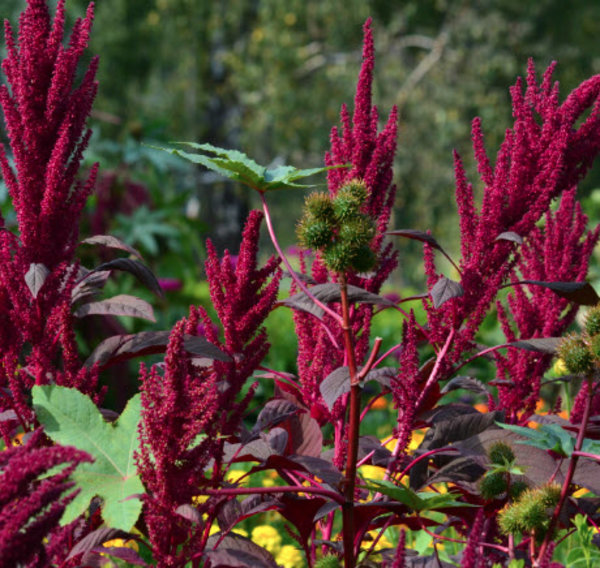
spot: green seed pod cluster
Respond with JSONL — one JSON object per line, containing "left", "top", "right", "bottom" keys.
{"left": 498, "top": 484, "right": 561, "bottom": 538}
{"left": 508, "top": 480, "right": 529, "bottom": 501}
{"left": 488, "top": 442, "right": 515, "bottom": 466}
{"left": 296, "top": 179, "right": 377, "bottom": 274}
{"left": 557, "top": 334, "right": 594, "bottom": 375}
{"left": 314, "top": 555, "right": 342, "bottom": 568}
{"left": 585, "top": 305, "right": 600, "bottom": 336}
{"left": 479, "top": 472, "right": 508, "bottom": 500}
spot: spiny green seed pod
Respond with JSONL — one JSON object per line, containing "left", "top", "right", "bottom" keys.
{"left": 315, "top": 555, "right": 341, "bottom": 568}
{"left": 499, "top": 484, "right": 560, "bottom": 536}
{"left": 590, "top": 333, "right": 600, "bottom": 361}
{"left": 305, "top": 192, "right": 335, "bottom": 222}
{"left": 348, "top": 244, "right": 377, "bottom": 273}
{"left": 488, "top": 442, "right": 515, "bottom": 465}
{"left": 479, "top": 472, "right": 508, "bottom": 500}
{"left": 557, "top": 335, "right": 594, "bottom": 374}
{"left": 322, "top": 240, "right": 354, "bottom": 273}
{"left": 585, "top": 305, "right": 600, "bottom": 336}
{"left": 297, "top": 219, "right": 334, "bottom": 249}
{"left": 538, "top": 483, "right": 561, "bottom": 508}
{"left": 509, "top": 480, "right": 528, "bottom": 501}
{"left": 333, "top": 193, "right": 362, "bottom": 221}
{"left": 338, "top": 178, "right": 368, "bottom": 204}
{"left": 338, "top": 214, "right": 376, "bottom": 247}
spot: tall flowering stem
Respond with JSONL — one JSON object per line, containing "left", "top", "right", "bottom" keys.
{"left": 294, "top": 18, "right": 398, "bottom": 470}
{"left": 0, "top": 0, "right": 100, "bottom": 430}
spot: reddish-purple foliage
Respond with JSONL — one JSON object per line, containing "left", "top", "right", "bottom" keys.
{"left": 294, "top": 20, "right": 398, "bottom": 462}
{"left": 460, "top": 509, "right": 485, "bottom": 568}
{"left": 0, "top": 429, "right": 91, "bottom": 567}
{"left": 0, "top": 0, "right": 101, "bottom": 434}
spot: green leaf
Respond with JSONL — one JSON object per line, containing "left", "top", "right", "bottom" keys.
{"left": 155, "top": 142, "right": 343, "bottom": 192}
{"left": 496, "top": 422, "right": 575, "bottom": 457}
{"left": 362, "top": 479, "right": 471, "bottom": 512}
{"left": 32, "top": 385, "right": 144, "bottom": 531}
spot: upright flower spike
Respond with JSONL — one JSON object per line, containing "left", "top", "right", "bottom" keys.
{"left": 295, "top": 19, "right": 399, "bottom": 432}
{"left": 0, "top": 429, "right": 92, "bottom": 567}
{"left": 495, "top": 188, "right": 599, "bottom": 420}
{"left": 0, "top": 0, "right": 98, "bottom": 267}
{"left": 137, "top": 317, "right": 221, "bottom": 566}
{"left": 0, "top": 0, "right": 100, "bottom": 426}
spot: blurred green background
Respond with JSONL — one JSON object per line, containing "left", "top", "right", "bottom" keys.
{"left": 1, "top": 0, "right": 600, "bottom": 404}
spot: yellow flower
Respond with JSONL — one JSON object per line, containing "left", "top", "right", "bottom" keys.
{"left": 364, "top": 530, "right": 394, "bottom": 551}
{"left": 359, "top": 464, "right": 386, "bottom": 482}
{"left": 102, "top": 538, "right": 139, "bottom": 552}
{"left": 232, "top": 528, "right": 249, "bottom": 538}
{"left": 251, "top": 525, "right": 282, "bottom": 554}
{"left": 276, "top": 544, "right": 304, "bottom": 567}
{"left": 226, "top": 469, "right": 249, "bottom": 486}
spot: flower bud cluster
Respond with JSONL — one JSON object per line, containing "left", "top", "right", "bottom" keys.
{"left": 498, "top": 484, "right": 561, "bottom": 538}
{"left": 296, "top": 179, "right": 377, "bottom": 273}
{"left": 556, "top": 304, "right": 600, "bottom": 375}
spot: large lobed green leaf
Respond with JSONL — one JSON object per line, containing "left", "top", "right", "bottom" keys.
{"left": 158, "top": 141, "right": 342, "bottom": 192}
{"left": 32, "top": 385, "right": 144, "bottom": 531}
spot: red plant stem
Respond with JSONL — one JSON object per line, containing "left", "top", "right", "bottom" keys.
{"left": 416, "top": 328, "right": 455, "bottom": 409}
{"left": 259, "top": 192, "right": 343, "bottom": 325}
{"left": 339, "top": 273, "right": 360, "bottom": 568}
{"left": 535, "top": 374, "right": 594, "bottom": 566}
{"left": 203, "top": 485, "right": 345, "bottom": 505}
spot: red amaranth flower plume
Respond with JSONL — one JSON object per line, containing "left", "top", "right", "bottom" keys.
{"left": 137, "top": 316, "right": 221, "bottom": 566}
{"left": 495, "top": 188, "right": 599, "bottom": 421}
{"left": 409, "top": 60, "right": 600, "bottom": 423}
{"left": 0, "top": 429, "right": 92, "bottom": 567}
{"left": 0, "top": 0, "right": 100, "bottom": 430}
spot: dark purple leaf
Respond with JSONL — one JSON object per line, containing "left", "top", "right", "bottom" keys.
{"left": 387, "top": 229, "right": 441, "bottom": 249}
{"left": 85, "top": 331, "right": 230, "bottom": 368}
{"left": 290, "top": 410, "right": 322, "bottom": 457}
{"left": 365, "top": 367, "right": 397, "bottom": 389}
{"left": 253, "top": 399, "right": 299, "bottom": 433}
{"left": 205, "top": 533, "right": 279, "bottom": 568}
{"left": 320, "top": 367, "right": 350, "bottom": 410}
{"left": 224, "top": 437, "right": 275, "bottom": 463}
{"left": 423, "top": 456, "right": 486, "bottom": 486}
{"left": 266, "top": 427, "right": 288, "bottom": 454}
{"left": 0, "top": 409, "right": 17, "bottom": 422}
{"left": 90, "top": 546, "right": 148, "bottom": 566}
{"left": 25, "top": 263, "right": 50, "bottom": 298}
{"left": 510, "top": 280, "right": 599, "bottom": 306}
{"left": 81, "top": 234, "right": 143, "bottom": 259}
{"left": 509, "top": 337, "right": 562, "bottom": 354}
{"left": 495, "top": 231, "right": 523, "bottom": 244}
{"left": 572, "top": 459, "right": 600, "bottom": 495}
{"left": 67, "top": 527, "right": 131, "bottom": 560}
{"left": 175, "top": 504, "right": 204, "bottom": 524}
{"left": 72, "top": 268, "right": 111, "bottom": 304}
{"left": 94, "top": 258, "right": 163, "bottom": 297}
{"left": 406, "top": 556, "right": 455, "bottom": 568}
{"left": 282, "top": 283, "right": 395, "bottom": 319}
{"left": 74, "top": 294, "right": 156, "bottom": 322}
{"left": 240, "top": 494, "right": 280, "bottom": 519}
{"left": 288, "top": 454, "right": 344, "bottom": 487}
{"left": 430, "top": 276, "right": 463, "bottom": 309}
{"left": 455, "top": 429, "right": 565, "bottom": 489}
{"left": 441, "top": 376, "right": 489, "bottom": 396}
{"left": 217, "top": 499, "right": 242, "bottom": 532}
{"left": 357, "top": 435, "right": 393, "bottom": 467}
